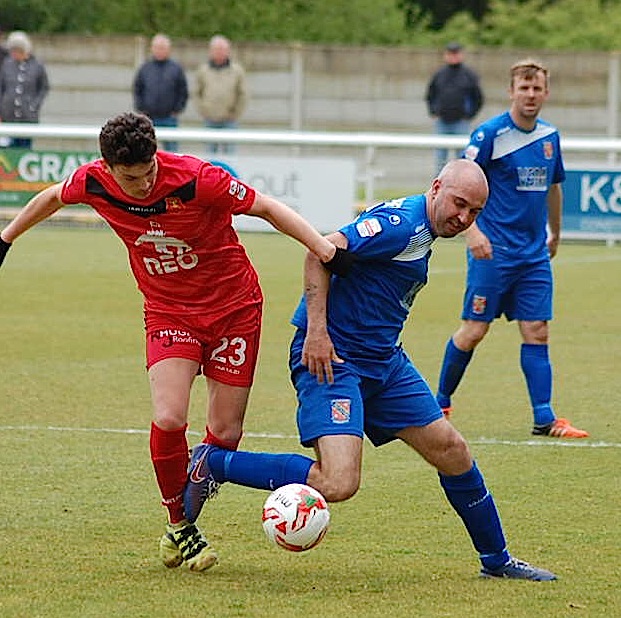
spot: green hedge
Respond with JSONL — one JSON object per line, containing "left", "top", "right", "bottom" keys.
{"left": 0, "top": 0, "right": 620, "bottom": 50}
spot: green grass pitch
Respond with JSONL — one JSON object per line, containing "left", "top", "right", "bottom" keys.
{"left": 1, "top": 228, "right": 619, "bottom": 617}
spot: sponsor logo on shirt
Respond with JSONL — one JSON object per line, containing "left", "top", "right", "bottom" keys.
{"left": 135, "top": 229, "right": 199, "bottom": 275}
{"left": 228, "top": 179, "right": 247, "bottom": 200}
{"left": 149, "top": 329, "right": 200, "bottom": 348}
{"left": 356, "top": 217, "right": 382, "bottom": 237}
{"left": 330, "top": 399, "right": 351, "bottom": 424}
{"left": 472, "top": 294, "right": 487, "bottom": 315}
{"left": 516, "top": 166, "right": 548, "bottom": 192}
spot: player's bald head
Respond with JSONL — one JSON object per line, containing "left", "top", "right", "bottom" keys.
{"left": 438, "top": 159, "right": 488, "bottom": 203}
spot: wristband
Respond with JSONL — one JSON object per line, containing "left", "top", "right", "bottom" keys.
{"left": 0, "top": 237, "right": 12, "bottom": 268}
{"left": 321, "top": 247, "right": 356, "bottom": 277}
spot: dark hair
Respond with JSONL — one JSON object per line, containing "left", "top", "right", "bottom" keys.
{"left": 99, "top": 112, "right": 157, "bottom": 166}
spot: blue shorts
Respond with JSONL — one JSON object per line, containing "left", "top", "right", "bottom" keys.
{"left": 462, "top": 251, "right": 553, "bottom": 323}
{"left": 289, "top": 330, "right": 442, "bottom": 447}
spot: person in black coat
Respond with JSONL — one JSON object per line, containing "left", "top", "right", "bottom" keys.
{"left": 133, "top": 34, "right": 188, "bottom": 152}
{"left": 426, "top": 42, "right": 484, "bottom": 172}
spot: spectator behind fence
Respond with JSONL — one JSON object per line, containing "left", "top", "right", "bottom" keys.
{"left": 196, "top": 35, "right": 247, "bottom": 155}
{"left": 425, "top": 42, "right": 483, "bottom": 172}
{"left": 133, "top": 33, "right": 188, "bottom": 152}
{"left": 0, "top": 31, "right": 49, "bottom": 150}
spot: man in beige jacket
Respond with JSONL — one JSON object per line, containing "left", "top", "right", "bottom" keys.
{"left": 196, "top": 35, "right": 247, "bottom": 155}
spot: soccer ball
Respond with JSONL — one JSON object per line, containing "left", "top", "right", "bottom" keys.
{"left": 262, "top": 483, "right": 330, "bottom": 552}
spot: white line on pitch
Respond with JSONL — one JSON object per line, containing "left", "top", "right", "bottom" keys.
{"left": 0, "top": 425, "right": 619, "bottom": 448}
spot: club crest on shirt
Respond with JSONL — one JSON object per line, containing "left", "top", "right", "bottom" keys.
{"left": 472, "top": 294, "right": 487, "bottom": 315}
{"left": 356, "top": 217, "right": 382, "bottom": 237}
{"left": 543, "top": 141, "right": 554, "bottom": 159}
{"left": 330, "top": 399, "right": 351, "bottom": 424}
{"left": 165, "top": 196, "right": 184, "bottom": 211}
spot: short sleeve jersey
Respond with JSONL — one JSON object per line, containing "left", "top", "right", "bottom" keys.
{"left": 291, "top": 195, "right": 435, "bottom": 359}
{"left": 61, "top": 151, "right": 260, "bottom": 316}
{"left": 463, "top": 111, "right": 565, "bottom": 260}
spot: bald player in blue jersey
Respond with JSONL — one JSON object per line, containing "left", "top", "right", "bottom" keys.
{"left": 436, "top": 59, "right": 588, "bottom": 439}
{"left": 186, "top": 158, "right": 557, "bottom": 580}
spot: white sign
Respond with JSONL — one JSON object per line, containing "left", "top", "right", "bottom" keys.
{"left": 208, "top": 155, "right": 356, "bottom": 234}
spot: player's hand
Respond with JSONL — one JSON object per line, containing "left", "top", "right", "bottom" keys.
{"left": 547, "top": 234, "right": 560, "bottom": 258}
{"left": 302, "top": 330, "right": 344, "bottom": 385}
{"left": 0, "top": 237, "right": 12, "bottom": 268}
{"left": 466, "top": 228, "right": 492, "bottom": 259}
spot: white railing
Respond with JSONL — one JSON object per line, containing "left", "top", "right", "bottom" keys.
{"left": 1, "top": 123, "right": 621, "bottom": 243}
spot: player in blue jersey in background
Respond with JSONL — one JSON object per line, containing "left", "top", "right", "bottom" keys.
{"left": 185, "top": 159, "right": 557, "bottom": 580}
{"left": 436, "top": 59, "right": 588, "bottom": 439}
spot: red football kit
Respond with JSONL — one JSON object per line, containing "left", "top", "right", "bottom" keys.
{"left": 60, "top": 151, "right": 263, "bottom": 386}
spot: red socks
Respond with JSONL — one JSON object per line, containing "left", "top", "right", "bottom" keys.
{"left": 150, "top": 422, "right": 189, "bottom": 524}
{"left": 203, "top": 426, "right": 240, "bottom": 451}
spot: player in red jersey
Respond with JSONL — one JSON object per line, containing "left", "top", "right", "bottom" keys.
{"left": 0, "top": 112, "right": 347, "bottom": 572}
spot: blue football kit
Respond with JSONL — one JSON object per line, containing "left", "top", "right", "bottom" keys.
{"left": 437, "top": 110, "right": 573, "bottom": 432}
{"left": 187, "top": 191, "right": 537, "bottom": 576}
{"left": 462, "top": 111, "right": 565, "bottom": 322}
{"left": 290, "top": 195, "right": 444, "bottom": 447}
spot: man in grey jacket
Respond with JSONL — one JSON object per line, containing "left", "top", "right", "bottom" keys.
{"left": 0, "top": 31, "right": 49, "bottom": 149}
{"left": 196, "top": 35, "right": 247, "bottom": 155}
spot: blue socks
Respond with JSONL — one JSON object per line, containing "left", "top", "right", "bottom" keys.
{"left": 207, "top": 448, "right": 314, "bottom": 491}
{"left": 437, "top": 338, "right": 473, "bottom": 408}
{"left": 520, "top": 343, "right": 555, "bottom": 426}
{"left": 438, "top": 339, "right": 555, "bottom": 427}
{"left": 439, "top": 462, "right": 509, "bottom": 570}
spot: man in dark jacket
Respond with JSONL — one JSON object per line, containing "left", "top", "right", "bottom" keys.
{"left": 426, "top": 42, "right": 484, "bottom": 172}
{"left": 133, "top": 33, "right": 188, "bottom": 152}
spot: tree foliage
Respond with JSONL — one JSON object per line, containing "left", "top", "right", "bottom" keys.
{"left": 0, "top": 0, "right": 620, "bottom": 51}
{"left": 397, "top": 0, "right": 489, "bottom": 30}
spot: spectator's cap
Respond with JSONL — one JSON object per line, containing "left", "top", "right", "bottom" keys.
{"left": 7, "top": 31, "right": 32, "bottom": 54}
{"left": 445, "top": 42, "right": 463, "bottom": 52}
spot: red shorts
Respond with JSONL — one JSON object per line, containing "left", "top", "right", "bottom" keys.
{"left": 145, "top": 301, "right": 262, "bottom": 388}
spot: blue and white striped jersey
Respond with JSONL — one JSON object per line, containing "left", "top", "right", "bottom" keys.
{"left": 291, "top": 194, "right": 435, "bottom": 359}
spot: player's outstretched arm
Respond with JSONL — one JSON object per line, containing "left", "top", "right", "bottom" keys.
{"left": 246, "top": 191, "right": 337, "bottom": 264}
{"left": 0, "top": 183, "right": 65, "bottom": 267}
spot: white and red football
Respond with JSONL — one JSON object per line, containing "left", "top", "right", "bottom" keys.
{"left": 262, "top": 483, "right": 330, "bottom": 552}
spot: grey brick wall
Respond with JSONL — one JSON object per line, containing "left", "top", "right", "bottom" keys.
{"left": 25, "top": 35, "right": 620, "bottom": 192}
